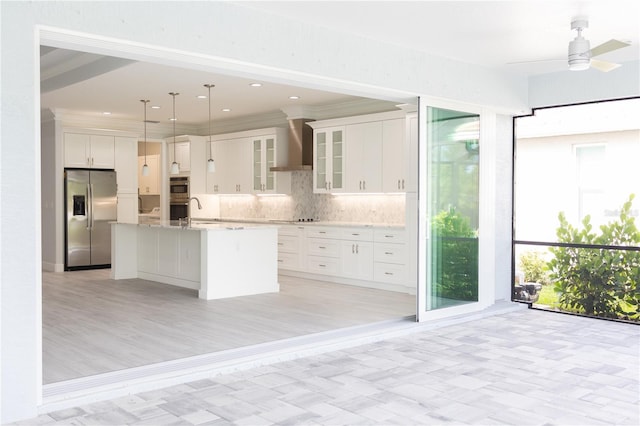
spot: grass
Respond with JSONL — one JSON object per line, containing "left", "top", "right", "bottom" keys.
{"left": 535, "top": 284, "right": 560, "bottom": 308}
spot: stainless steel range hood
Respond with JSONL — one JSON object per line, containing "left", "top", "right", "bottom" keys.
{"left": 270, "top": 118, "right": 314, "bottom": 171}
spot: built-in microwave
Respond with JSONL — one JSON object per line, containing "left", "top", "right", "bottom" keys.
{"left": 169, "top": 177, "right": 189, "bottom": 201}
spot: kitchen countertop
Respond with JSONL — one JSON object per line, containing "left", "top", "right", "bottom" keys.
{"left": 116, "top": 220, "right": 278, "bottom": 231}
{"left": 190, "top": 218, "right": 405, "bottom": 229}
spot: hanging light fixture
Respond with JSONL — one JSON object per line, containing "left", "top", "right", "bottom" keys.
{"left": 204, "top": 84, "right": 216, "bottom": 173}
{"left": 140, "top": 99, "right": 150, "bottom": 176}
{"left": 169, "top": 92, "right": 180, "bottom": 175}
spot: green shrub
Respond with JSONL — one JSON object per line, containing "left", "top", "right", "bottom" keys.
{"left": 431, "top": 208, "right": 478, "bottom": 302}
{"left": 548, "top": 194, "right": 640, "bottom": 320}
{"left": 518, "top": 251, "right": 550, "bottom": 285}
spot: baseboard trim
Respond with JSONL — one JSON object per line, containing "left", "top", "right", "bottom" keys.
{"left": 42, "top": 262, "right": 64, "bottom": 272}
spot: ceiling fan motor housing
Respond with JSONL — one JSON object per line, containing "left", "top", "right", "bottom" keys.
{"left": 568, "top": 19, "right": 591, "bottom": 70}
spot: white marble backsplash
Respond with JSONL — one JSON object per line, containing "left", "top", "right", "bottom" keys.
{"left": 217, "top": 171, "right": 405, "bottom": 224}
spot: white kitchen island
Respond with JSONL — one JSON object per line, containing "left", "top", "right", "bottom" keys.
{"left": 111, "top": 221, "right": 279, "bottom": 300}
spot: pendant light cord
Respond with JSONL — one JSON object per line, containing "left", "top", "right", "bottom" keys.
{"left": 205, "top": 84, "right": 215, "bottom": 160}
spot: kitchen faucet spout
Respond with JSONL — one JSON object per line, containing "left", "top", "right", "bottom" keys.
{"left": 189, "top": 197, "right": 203, "bottom": 209}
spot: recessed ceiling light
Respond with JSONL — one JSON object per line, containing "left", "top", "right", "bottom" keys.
{"left": 249, "top": 83, "right": 262, "bottom": 87}
{"left": 221, "top": 108, "right": 231, "bottom": 112}
{"left": 169, "top": 117, "right": 177, "bottom": 121}
{"left": 151, "top": 105, "right": 161, "bottom": 109}
{"left": 289, "top": 96, "right": 300, "bottom": 100}
{"left": 102, "top": 111, "right": 112, "bottom": 115}
{"left": 196, "top": 95, "right": 207, "bottom": 99}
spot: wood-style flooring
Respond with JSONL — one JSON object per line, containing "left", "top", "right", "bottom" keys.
{"left": 43, "top": 270, "right": 415, "bottom": 384}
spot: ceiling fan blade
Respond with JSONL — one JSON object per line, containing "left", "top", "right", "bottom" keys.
{"left": 590, "top": 58, "right": 622, "bottom": 72}
{"left": 590, "top": 39, "right": 631, "bottom": 57}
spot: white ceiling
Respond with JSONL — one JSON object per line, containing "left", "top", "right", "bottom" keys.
{"left": 40, "top": 1, "right": 640, "bottom": 128}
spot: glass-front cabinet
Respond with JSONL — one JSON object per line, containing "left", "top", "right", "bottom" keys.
{"left": 313, "top": 126, "right": 345, "bottom": 193}
{"left": 252, "top": 137, "right": 279, "bottom": 193}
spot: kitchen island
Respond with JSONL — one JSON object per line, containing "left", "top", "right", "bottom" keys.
{"left": 111, "top": 221, "right": 279, "bottom": 300}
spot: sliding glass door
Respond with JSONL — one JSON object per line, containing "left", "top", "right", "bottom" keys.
{"left": 424, "top": 106, "right": 480, "bottom": 311}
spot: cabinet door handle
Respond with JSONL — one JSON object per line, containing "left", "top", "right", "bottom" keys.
{"left": 363, "top": 181, "right": 366, "bottom": 190}
{"left": 398, "top": 179, "right": 401, "bottom": 189}
{"left": 319, "top": 246, "right": 326, "bottom": 249}
{"left": 385, "top": 235, "right": 394, "bottom": 238}
{"left": 319, "top": 264, "right": 326, "bottom": 268}
{"left": 277, "top": 260, "right": 283, "bottom": 263}
{"left": 319, "top": 231, "right": 326, "bottom": 234}
{"left": 359, "top": 181, "right": 362, "bottom": 190}
{"left": 385, "top": 252, "right": 394, "bottom": 255}
{"left": 278, "top": 242, "right": 284, "bottom": 246}
{"left": 402, "top": 179, "right": 405, "bottom": 189}
{"left": 352, "top": 233, "right": 359, "bottom": 236}
{"left": 352, "top": 244, "right": 355, "bottom": 253}
{"left": 385, "top": 272, "right": 394, "bottom": 275}
{"left": 356, "top": 244, "right": 359, "bottom": 254}
{"left": 329, "top": 181, "right": 332, "bottom": 190}
{"left": 87, "top": 157, "right": 91, "bottom": 166}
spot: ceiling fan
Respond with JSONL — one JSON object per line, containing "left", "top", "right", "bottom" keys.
{"left": 510, "top": 18, "right": 631, "bottom": 72}
{"left": 568, "top": 19, "right": 630, "bottom": 72}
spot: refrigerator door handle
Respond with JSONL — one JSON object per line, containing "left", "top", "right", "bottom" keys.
{"left": 87, "top": 183, "right": 94, "bottom": 230}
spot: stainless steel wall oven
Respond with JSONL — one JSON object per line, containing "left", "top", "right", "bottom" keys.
{"left": 169, "top": 176, "right": 189, "bottom": 220}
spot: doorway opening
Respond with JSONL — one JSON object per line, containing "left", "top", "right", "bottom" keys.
{"left": 39, "top": 34, "right": 419, "bottom": 387}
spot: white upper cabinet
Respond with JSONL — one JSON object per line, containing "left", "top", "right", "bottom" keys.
{"left": 382, "top": 118, "right": 407, "bottom": 193}
{"left": 206, "top": 137, "right": 251, "bottom": 194}
{"left": 64, "top": 133, "right": 115, "bottom": 169}
{"left": 251, "top": 129, "right": 290, "bottom": 194}
{"left": 310, "top": 111, "right": 409, "bottom": 194}
{"left": 313, "top": 126, "right": 345, "bottom": 193}
{"left": 206, "top": 128, "right": 288, "bottom": 195}
{"left": 345, "top": 121, "right": 383, "bottom": 193}
{"left": 167, "top": 141, "right": 190, "bottom": 172}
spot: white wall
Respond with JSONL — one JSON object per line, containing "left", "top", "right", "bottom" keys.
{"left": 0, "top": 1, "right": 636, "bottom": 423}
{"left": 528, "top": 61, "right": 640, "bottom": 108}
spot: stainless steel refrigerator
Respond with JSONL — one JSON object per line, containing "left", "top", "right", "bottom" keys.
{"left": 65, "top": 169, "right": 117, "bottom": 270}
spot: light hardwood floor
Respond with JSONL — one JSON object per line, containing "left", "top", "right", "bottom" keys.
{"left": 43, "top": 270, "right": 415, "bottom": 384}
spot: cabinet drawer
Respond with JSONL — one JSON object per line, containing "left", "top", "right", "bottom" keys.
{"left": 278, "top": 235, "right": 299, "bottom": 253}
{"left": 374, "top": 229, "right": 406, "bottom": 243}
{"left": 278, "top": 225, "right": 304, "bottom": 237}
{"left": 374, "top": 243, "right": 406, "bottom": 264}
{"left": 374, "top": 262, "right": 406, "bottom": 285}
{"left": 307, "top": 238, "right": 340, "bottom": 257}
{"left": 341, "top": 228, "right": 374, "bottom": 241}
{"left": 306, "top": 227, "right": 342, "bottom": 239}
{"left": 307, "top": 256, "right": 340, "bottom": 275}
{"left": 278, "top": 252, "right": 301, "bottom": 270}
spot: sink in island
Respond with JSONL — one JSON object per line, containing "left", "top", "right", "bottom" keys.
{"left": 111, "top": 221, "right": 279, "bottom": 300}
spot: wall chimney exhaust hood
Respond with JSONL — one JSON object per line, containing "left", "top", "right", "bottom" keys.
{"left": 270, "top": 117, "right": 315, "bottom": 171}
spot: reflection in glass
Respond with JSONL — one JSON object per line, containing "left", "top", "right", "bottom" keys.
{"left": 426, "top": 107, "right": 480, "bottom": 310}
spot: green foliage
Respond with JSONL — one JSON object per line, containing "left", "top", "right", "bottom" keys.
{"left": 431, "top": 208, "right": 478, "bottom": 303}
{"left": 548, "top": 194, "right": 640, "bottom": 320}
{"left": 518, "top": 251, "right": 550, "bottom": 285}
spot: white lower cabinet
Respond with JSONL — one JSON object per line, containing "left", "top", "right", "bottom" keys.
{"left": 373, "top": 229, "right": 408, "bottom": 286}
{"left": 137, "top": 227, "right": 201, "bottom": 288}
{"left": 340, "top": 240, "right": 373, "bottom": 280}
{"left": 277, "top": 225, "right": 305, "bottom": 271}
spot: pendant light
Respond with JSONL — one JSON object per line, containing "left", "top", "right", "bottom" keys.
{"left": 169, "top": 92, "right": 180, "bottom": 175}
{"left": 204, "top": 84, "right": 216, "bottom": 173}
{"left": 140, "top": 99, "right": 150, "bottom": 176}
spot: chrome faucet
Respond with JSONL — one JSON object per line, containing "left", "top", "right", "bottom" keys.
{"left": 138, "top": 196, "right": 143, "bottom": 213}
{"left": 189, "top": 197, "right": 203, "bottom": 210}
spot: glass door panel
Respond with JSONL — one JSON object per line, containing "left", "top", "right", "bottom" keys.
{"left": 426, "top": 107, "right": 480, "bottom": 310}
{"left": 253, "top": 139, "right": 262, "bottom": 191}
{"left": 266, "top": 138, "right": 275, "bottom": 190}
{"left": 331, "top": 130, "right": 343, "bottom": 190}
{"left": 316, "top": 132, "right": 327, "bottom": 190}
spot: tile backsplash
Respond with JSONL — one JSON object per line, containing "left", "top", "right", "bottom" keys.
{"left": 217, "top": 171, "right": 405, "bottom": 224}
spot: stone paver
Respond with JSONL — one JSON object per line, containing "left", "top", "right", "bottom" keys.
{"left": 13, "top": 309, "right": 640, "bottom": 425}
